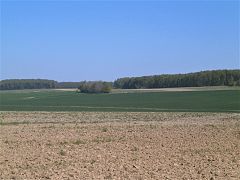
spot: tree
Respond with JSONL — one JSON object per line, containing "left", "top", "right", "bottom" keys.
{"left": 78, "top": 81, "right": 112, "bottom": 93}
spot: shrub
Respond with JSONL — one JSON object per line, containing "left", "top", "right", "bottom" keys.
{"left": 78, "top": 81, "right": 112, "bottom": 93}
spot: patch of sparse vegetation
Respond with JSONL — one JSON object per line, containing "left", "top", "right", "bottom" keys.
{"left": 59, "top": 141, "right": 68, "bottom": 145}
{"left": 104, "top": 137, "right": 112, "bottom": 142}
{"left": 60, "top": 149, "right": 66, "bottom": 156}
{"left": 93, "top": 137, "right": 113, "bottom": 143}
{"left": 47, "top": 124, "right": 55, "bottom": 128}
{"left": 73, "top": 139, "right": 85, "bottom": 145}
{"left": 41, "top": 124, "right": 56, "bottom": 129}
{"left": 131, "top": 146, "right": 138, "bottom": 151}
{"left": 104, "top": 175, "right": 112, "bottom": 179}
{"left": 149, "top": 124, "right": 157, "bottom": 129}
{"left": 101, "top": 127, "right": 108, "bottom": 132}
{"left": 46, "top": 143, "right": 52, "bottom": 146}
{"left": 0, "top": 121, "right": 30, "bottom": 126}
{"left": 118, "top": 137, "right": 125, "bottom": 141}
{"left": 90, "top": 159, "right": 96, "bottom": 165}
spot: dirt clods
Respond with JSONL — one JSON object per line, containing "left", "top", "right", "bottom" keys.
{"left": 0, "top": 112, "right": 240, "bottom": 179}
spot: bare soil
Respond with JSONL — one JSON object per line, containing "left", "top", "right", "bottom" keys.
{"left": 0, "top": 112, "right": 240, "bottom": 179}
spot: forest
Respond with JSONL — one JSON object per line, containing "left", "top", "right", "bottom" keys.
{"left": 0, "top": 79, "right": 57, "bottom": 90}
{"left": 113, "top": 70, "right": 240, "bottom": 89}
{"left": 0, "top": 69, "right": 239, "bottom": 90}
{"left": 56, "top": 82, "right": 83, "bottom": 89}
{"left": 0, "top": 79, "right": 113, "bottom": 92}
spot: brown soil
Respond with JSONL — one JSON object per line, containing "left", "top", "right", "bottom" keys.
{"left": 0, "top": 112, "right": 240, "bottom": 179}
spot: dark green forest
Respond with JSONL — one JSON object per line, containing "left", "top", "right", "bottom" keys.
{"left": 0, "top": 69, "right": 239, "bottom": 90}
{"left": 114, "top": 70, "right": 240, "bottom": 89}
{"left": 56, "top": 82, "right": 83, "bottom": 89}
{"left": 0, "top": 79, "right": 57, "bottom": 90}
{"left": 0, "top": 79, "right": 113, "bottom": 90}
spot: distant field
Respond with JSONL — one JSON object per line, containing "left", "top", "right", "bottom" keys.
{"left": 112, "top": 86, "right": 240, "bottom": 93}
{"left": 0, "top": 87, "right": 239, "bottom": 112}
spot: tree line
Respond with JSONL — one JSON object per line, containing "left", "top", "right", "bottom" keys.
{"left": 1, "top": 69, "right": 239, "bottom": 91}
{"left": 0, "top": 79, "right": 113, "bottom": 92}
{"left": 0, "top": 79, "right": 57, "bottom": 90}
{"left": 56, "top": 82, "right": 83, "bottom": 89}
{"left": 113, "top": 69, "right": 240, "bottom": 89}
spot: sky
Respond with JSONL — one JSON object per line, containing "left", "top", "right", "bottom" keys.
{"left": 0, "top": 0, "right": 239, "bottom": 82}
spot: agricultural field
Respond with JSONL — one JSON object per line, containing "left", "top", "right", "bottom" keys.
{"left": 0, "top": 112, "right": 240, "bottom": 179}
{"left": 0, "top": 87, "right": 239, "bottom": 179}
{"left": 0, "top": 87, "right": 239, "bottom": 112}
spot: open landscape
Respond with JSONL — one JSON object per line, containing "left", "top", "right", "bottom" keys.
{"left": 1, "top": 1, "right": 239, "bottom": 179}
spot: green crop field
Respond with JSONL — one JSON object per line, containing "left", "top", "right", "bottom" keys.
{"left": 0, "top": 89, "right": 239, "bottom": 112}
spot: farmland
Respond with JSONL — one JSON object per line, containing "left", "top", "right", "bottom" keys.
{"left": 1, "top": 87, "right": 240, "bottom": 179}
{"left": 0, "top": 88, "right": 239, "bottom": 112}
{"left": 1, "top": 112, "right": 240, "bottom": 179}
{"left": 2, "top": 0, "right": 239, "bottom": 179}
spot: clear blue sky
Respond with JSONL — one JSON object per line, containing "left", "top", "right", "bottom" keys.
{"left": 1, "top": 0, "right": 239, "bottom": 82}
